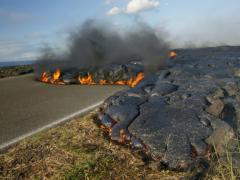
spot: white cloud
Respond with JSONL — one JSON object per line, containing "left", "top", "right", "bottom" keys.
{"left": 166, "top": 18, "right": 240, "bottom": 48}
{"left": 107, "top": 6, "right": 123, "bottom": 15}
{"left": 20, "top": 52, "right": 39, "bottom": 60}
{"left": 0, "top": 9, "right": 33, "bottom": 24}
{"left": 126, "top": 0, "right": 159, "bottom": 13}
{"left": 105, "top": 0, "right": 114, "bottom": 4}
{"left": 0, "top": 46, "right": 22, "bottom": 57}
{"left": 0, "top": 40, "right": 24, "bottom": 57}
{"left": 0, "top": 39, "right": 41, "bottom": 61}
{"left": 106, "top": 0, "right": 160, "bottom": 16}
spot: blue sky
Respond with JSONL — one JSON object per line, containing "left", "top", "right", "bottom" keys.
{"left": 0, "top": 0, "right": 239, "bottom": 61}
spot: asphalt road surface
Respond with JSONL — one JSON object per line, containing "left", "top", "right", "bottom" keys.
{"left": 0, "top": 74, "right": 126, "bottom": 149}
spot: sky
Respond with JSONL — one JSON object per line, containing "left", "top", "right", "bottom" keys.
{"left": 0, "top": 0, "right": 239, "bottom": 62}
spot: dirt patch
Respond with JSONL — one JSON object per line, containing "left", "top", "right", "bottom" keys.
{"left": 0, "top": 111, "right": 189, "bottom": 179}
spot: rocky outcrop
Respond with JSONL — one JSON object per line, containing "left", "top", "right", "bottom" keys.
{"left": 97, "top": 47, "right": 240, "bottom": 172}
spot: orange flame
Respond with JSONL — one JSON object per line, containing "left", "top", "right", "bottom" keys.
{"left": 41, "top": 68, "right": 64, "bottom": 84}
{"left": 41, "top": 72, "right": 51, "bottom": 83}
{"left": 53, "top": 68, "right": 61, "bottom": 82}
{"left": 112, "top": 72, "right": 144, "bottom": 88}
{"left": 41, "top": 69, "right": 144, "bottom": 88}
{"left": 99, "top": 79, "right": 107, "bottom": 85}
{"left": 115, "top": 80, "right": 126, "bottom": 85}
{"left": 169, "top": 51, "right": 177, "bottom": 58}
{"left": 78, "top": 73, "right": 95, "bottom": 85}
{"left": 129, "top": 72, "right": 144, "bottom": 88}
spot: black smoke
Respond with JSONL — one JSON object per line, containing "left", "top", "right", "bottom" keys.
{"left": 35, "top": 20, "right": 170, "bottom": 77}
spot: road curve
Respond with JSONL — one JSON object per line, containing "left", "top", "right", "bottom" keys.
{"left": 0, "top": 74, "right": 126, "bottom": 149}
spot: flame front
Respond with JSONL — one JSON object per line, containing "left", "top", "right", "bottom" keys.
{"left": 129, "top": 72, "right": 144, "bottom": 88}
{"left": 41, "top": 68, "right": 63, "bottom": 84}
{"left": 40, "top": 69, "right": 144, "bottom": 87}
{"left": 78, "top": 73, "right": 95, "bottom": 85}
{"left": 100, "top": 72, "right": 144, "bottom": 88}
{"left": 41, "top": 72, "right": 50, "bottom": 83}
{"left": 53, "top": 68, "right": 61, "bottom": 82}
{"left": 170, "top": 51, "right": 177, "bottom": 58}
{"left": 99, "top": 79, "right": 107, "bottom": 85}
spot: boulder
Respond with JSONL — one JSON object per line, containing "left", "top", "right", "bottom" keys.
{"left": 205, "top": 118, "right": 235, "bottom": 155}
{"left": 206, "top": 99, "right": 224, "bottom": 117}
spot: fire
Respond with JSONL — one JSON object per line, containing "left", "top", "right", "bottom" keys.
{"left": 169, "top": 51, "right": 177, "bottom": 58}
{"left": 115, "top": 80, "right": 126, "bottom": 85}
{"left": 40, "top": 69, "right": 144, "bottom": 88}
{"left": 41, "top": 72, "right": 51, "bottom": 83}
{"left": 53, "top": 68, "right": 61, "bottom": 82}
{"left": 41, "top": 68, "right": 63, "bottom": 84}
{"left": 77, "top": 72, "right": 144, "bottom": 87}
{"left": 78, "top": 73, "right": 95, "bottom": 85}
{"left": 129, "top": 72, "right": 144, "bottom": 88}
{"left": 99, "top": 79, "right": 107, "bottom": 85}
{"left": 108, "top": 72, "right": 144, "bottom": 88}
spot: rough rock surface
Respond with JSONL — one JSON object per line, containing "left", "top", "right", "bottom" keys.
{"left": 98, "top": 46, "right": 240, "bottom": 171}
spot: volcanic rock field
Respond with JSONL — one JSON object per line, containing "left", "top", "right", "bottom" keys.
{"left": 37, "top": 46, "right": 240, "bottom": 173}
{"left": 97, "top": 46, "right": 240, "bottom": 172}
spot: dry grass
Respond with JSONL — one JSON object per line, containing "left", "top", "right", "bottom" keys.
{"left": 0, "top": 111, "right": 188, "bottom": 180}
{"left": 0, "top": 65, "right": 33, "bottom": 79}
{"left": 206, "top": 139, "right": 240, "bottom": 180}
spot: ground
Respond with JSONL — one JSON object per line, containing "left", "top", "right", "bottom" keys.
{"left": 0, "top": 65, "right": 33, "bottom": 79}
{"left": 1, "top": 46, "right": 240, "bottom": 179}
{"left": 0, "top": 111, "right": 189, "bottom": 180}
{"left": 98, "top": 46, "right": 240, "bottom": 174}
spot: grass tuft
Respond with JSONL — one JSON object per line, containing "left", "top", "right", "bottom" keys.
{"left": 206, "top": 138, "right": 240, "bottom": 180}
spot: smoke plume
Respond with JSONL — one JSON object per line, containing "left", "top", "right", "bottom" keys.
{"left": 35, "top": 20, "right": 169, "bottom": 77}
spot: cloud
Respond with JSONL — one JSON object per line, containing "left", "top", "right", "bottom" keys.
{"left": 126, "top": 0, "right": 159, "bottom": 13}
{"left": 20, "top": 52, "right": 39, "bottom": 59}
{"left": 0, "top": 40, "right": 24, "bottom": 55}
{"left": 0, "top": 46, "right": 21, "bottom": 57}
{"left": 0, "top": 8, "right": 45, "bottom": 26}
{"left": 166, "top": 18, "right": 240, "bottom": 48}
{"left": 106, "top": 0, "right": 160, "bottom": 15}
{"left": 0, "top": 9, "right": 33, "bottom": 24}
{"left": 0, "top": 39, "right": 41, "bottom": 61}
{"left": 104, "top": 0, "right": 114, "bottom": 4}
{"left": 24, "top": 32, "right": 47, "bottom": 39}
{"left": 107, "top": 6, "right": 123, "bottom": 15}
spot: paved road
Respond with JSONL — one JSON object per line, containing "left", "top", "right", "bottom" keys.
{"left": 0, "top": 74, "right": 126, "bottom": 149}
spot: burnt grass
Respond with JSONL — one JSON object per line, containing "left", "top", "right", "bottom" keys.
{"left": 0, "top": 65, "right": 34, "bottom": 79}
{"left": 0, "top": 111, "right": 188, "bottom": 179}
